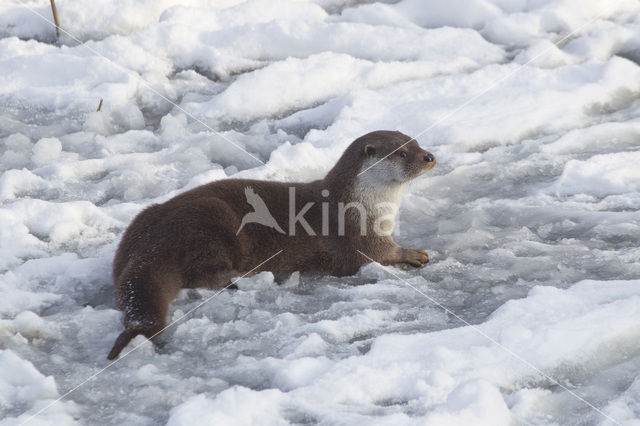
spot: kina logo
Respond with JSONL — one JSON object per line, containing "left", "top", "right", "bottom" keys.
{"left": 236, "top": 187, "right": 285, "bottom": 235}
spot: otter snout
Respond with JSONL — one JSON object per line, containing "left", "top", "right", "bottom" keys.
{"left": 424, "top": 153, "right": 435, "bottom": 163}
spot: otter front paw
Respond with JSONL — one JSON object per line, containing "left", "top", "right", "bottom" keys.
{"left": 399, "top": 247, "right": 429, "bottom": 267}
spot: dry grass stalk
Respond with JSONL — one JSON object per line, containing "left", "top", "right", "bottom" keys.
{"left": 50, "top": 0, "right": 61, "bottom": 38}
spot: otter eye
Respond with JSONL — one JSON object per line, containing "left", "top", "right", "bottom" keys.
{"left": 398, "top": 151, "right": 407, "bottom": 158}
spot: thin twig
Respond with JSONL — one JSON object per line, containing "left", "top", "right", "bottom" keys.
{"left": 96, "top": 98, "right": 103, "bottom": 112}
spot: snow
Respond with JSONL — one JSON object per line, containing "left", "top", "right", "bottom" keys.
{"left": 0, "top": 349, "right": 77, "bottom": 426}
{"left": 0, "top": 349, "right": 58, "bottom": 406}
{"left": 160, "top": 280, "right": 640, "bottom": 425}
{"left": 1, "top": 0, "right": 640, "bottom": 425}
{"left": 554, "top": 151, "right": 640, "bottom": 197}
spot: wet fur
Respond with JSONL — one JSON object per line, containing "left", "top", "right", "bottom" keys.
{"left": 108, "top": 130, "right": 435, "bottom": 359}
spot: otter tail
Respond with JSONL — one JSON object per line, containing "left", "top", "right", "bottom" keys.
{"left": 109, "top": 259, "right": 174, "bottom": 360}
{"left": 107, "top": 329, "right": 141, "bottom": 360}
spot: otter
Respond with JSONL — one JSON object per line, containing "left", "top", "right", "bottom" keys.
{"left": 107, "top": 130, "right": 436, "bottom": 359}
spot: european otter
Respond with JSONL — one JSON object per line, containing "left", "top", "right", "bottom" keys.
{"left": 108, "top": 130, "right": 436, "bottom": 359}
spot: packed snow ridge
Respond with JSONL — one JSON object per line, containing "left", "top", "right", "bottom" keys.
{"left": 1, "top": 0, "right": 640, "bottom": 425}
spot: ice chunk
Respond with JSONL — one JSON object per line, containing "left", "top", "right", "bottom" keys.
{"left": 553, "top": 151, "right": 640, "bottom": 197}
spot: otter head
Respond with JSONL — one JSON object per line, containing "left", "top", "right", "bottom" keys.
{"left": 324, "top": 130, "right": 436, "bottom": 235}
{"left": 325, "top": 130, "right": 436, "bottom": 197}
{"left": 358, "top": 130, "right": 436, "bottom": 185}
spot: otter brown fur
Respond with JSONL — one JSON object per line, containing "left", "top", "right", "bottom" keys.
{"left": 108, "top": 130, "right": 436, "bottom": 359}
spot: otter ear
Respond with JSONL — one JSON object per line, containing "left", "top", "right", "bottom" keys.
{"left": 364, "top": 144, "right": 376, "bottom": 157}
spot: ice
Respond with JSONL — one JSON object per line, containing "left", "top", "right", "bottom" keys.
{"left": 0, "top": 0, "right": 247, "bottom": 42}
{"left": 0, "top": 349, "right": 77, "bottom": 426}
{"left": 603, "top": 376, "right": 640, "bottom": 425}
{"left": 553, "top": 151, "right": 640, "bottom": 197}
{"left": 1, "top": 0, "right": 640, "bottom": 424}
{"left": 393, "top": 0, "right": 503, "bottom": 29}
{"left": 187, "top": 51, "right": 494, "bottom": 124}
{"left": 31, "top": 138, "right": 62, "bottom": 166}
{"left": 167, "top": 389, "right": 287, "bottom": 426}
{"left": 163, "top": 280, "right": 640, "bottom": 425}
{"left": 0, "top": 349, "right": 58, "bottom": 406}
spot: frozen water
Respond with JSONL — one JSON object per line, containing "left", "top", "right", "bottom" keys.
{"left": 1, "top": 0, "right": 640, "bottom": 425}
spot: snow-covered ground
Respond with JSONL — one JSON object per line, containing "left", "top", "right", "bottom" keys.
{"left": 1, "top": 0, "right": 640, "bottom": 424}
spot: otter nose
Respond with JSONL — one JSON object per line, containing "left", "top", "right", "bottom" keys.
{"left": 424, "top": 153, "right": 435, "bottom": 163}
